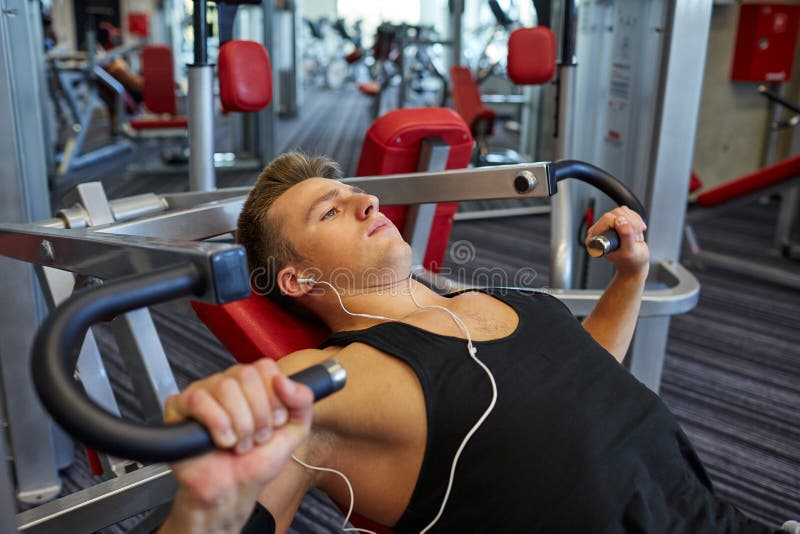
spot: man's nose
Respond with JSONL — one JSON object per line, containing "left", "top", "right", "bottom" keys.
{"left": 355, "top": 194, "right": 378, "bottom": 220}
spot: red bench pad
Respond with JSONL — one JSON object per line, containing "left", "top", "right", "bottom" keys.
{"left": 129, "top": 115, "right": 188, "bottom": 129}
{"left": 218, "top": 40, "right": 273, "bottom": 113}
{"left": 141, "top": 45, "right": 178, "bottom": 115}
{"left": 507, "top": 26, "right": 557, "bottom": 86}
{"left": 450, "top": 65, "right": 496, "bottom": 137}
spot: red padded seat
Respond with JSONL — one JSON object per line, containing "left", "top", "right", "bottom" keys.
{"left": 358, "top": 81, "right": 381, "bottom": 96}
{"left": 129, "top": 115, "right": 188, "bottom": 130}
{"left": 695, "top": 155, "right": 800, "bottom": 207}
{"left": 507, "top": 26, "right": 557, "bottom": 86}
{"left": 218, "top": 40, "right": 273, "bottom": 113}
{"left": 450, "top": 65, "right": 496, "bottom": 137}
{"left": 131, "top": 45, "right": 188, "bottom": 131}
{"left": 141, "top": 45, "right": 180, "bottom": 115}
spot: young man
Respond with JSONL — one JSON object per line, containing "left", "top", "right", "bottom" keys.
{"left": 166, "top": 152, "right": 785, "bottom": 533}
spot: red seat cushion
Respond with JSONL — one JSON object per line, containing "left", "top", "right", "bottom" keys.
{"left": 192, "top": 294, "right": 328, "bottom": 364}
{"left": 450, "top": 65, "right": 496, "bottom": 137}
{"left": 507, "top": 26, "right": 557, "bottom": 86}
{"left": 218, "top": 40, "right": 273, "bottom": 113}
{"left": 358, "top": 81, "right": 381, "bottom": 96}
{"left": 696, "top": 155, "right": 800, "bottom": 207}
{"left": 129, "top": 115, "right": 188, "bottom": 130}
{"left": 356, "top": 107, "right": 473, "bottom": 272}
{"left": 141, "top": 45, "right": 178, "bottom": 115}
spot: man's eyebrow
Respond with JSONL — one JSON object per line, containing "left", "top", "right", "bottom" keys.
{"left": 305, "top": 186, "right": 365, "bottom": 222}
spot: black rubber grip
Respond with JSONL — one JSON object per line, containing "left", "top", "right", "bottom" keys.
{"left": 548, "top": 159, "right": 648, "bottom": 257}
{"left": 290, "top": 363, "right": 341, "bottom": 401}
{"left": 31, "top": 264, "right": 345, "bottom": 463}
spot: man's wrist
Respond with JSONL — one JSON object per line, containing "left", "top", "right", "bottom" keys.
{"left": 158, "top": 488, "right": 259, "bottom": 534}
{"left": 614, "top": 263, "right": 649, "bottom": 284}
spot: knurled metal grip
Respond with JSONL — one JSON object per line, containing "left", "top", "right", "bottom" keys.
{"left": 587, "top": 232, "right": 620, "bottom": 258}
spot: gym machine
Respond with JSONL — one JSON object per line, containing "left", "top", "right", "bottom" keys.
{"left": 46, "top": 12, "right": 138, "bottom": 177}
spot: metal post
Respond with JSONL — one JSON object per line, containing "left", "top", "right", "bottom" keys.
{"left": 188, "top": 0, "right": 216, "bottom": 191}
{"left": 0, "top": 0, "right": 63, "bottom": 503}
{"left": 449, "top": 0, "right": 464, "bottom": 69}
{"left": 628, "top": 0, "right": 712, "bottom": 391}
{"left": 549, "top": 0, "right": 580, "bottom": 289}
{"left": 259, "top": 0, "right": 277, "bottom": 163}
{"left": 405, "top": 137, "right": 451, "bottom": 270}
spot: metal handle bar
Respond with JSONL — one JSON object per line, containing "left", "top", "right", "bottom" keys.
{"left": 32, "top": 263, "right": 345, "bottom": 463}
{"left": 759, "top": 84, "right": 800, "bottom": 115}
{"left": 548, "top": 160, "right": 649, "bottom": 257}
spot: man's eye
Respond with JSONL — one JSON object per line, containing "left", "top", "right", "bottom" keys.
{"left": 322, "top": 208, "right": 337, "bottom": 220}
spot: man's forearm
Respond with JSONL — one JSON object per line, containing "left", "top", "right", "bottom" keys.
{"left": 158, "top": 487, "right": 262, "bottom": 534}
{"left": 581, "top": 268, "right": 648, "bottom": 362}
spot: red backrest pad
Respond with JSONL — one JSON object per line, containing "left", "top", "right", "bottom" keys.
{"left": 141, "top": 45, "right": 177, "bottom": 114}
{"left": 193, "top": 295, "right": 329, "bottom": 365}
{"left": 449, "top": 66, "right": 496, "bottom": 137}
{"left": 356, "top": 107, "right": 473, "bottom": 272}
{"left": 218, "top": 40, "right": 273, "bottom": 113}
{"left": 507, "top": 26, "right": 557, "bottom": 86}
{"left": 696, "top": 155, "right": 800, "bottom": 207}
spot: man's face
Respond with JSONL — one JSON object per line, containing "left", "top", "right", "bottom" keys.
{"left": 270, "top": 178, "right": 412, "bottom": 291}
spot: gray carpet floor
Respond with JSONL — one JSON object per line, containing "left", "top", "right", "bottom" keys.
{"left": 15, "top": 83, "right": 800, "bottom": 532}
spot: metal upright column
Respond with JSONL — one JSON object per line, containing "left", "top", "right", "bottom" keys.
{"left": 259, "top": 0, "right": 277, "bottom": 163}
{"left": 0, "top": 0, "right": 64, "bottom": 503}
{"left": 449, "top": 0, "right": 464, "bottom": 69}
{"left": 188, "top": 0, "right": 217, "bottom": 191}
{"left": 549, "top": 1, "right": 581, "bottom": 289}
{"left": 628, "top": 0, "right": 712, "bottom": 391}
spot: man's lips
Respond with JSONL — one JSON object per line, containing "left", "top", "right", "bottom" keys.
{"left": 368, "top": 218, "right": 391, "bottom": 237}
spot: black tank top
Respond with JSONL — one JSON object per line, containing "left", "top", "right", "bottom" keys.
{"left": 320, "top": 288, "right": 775, "bottom": 533}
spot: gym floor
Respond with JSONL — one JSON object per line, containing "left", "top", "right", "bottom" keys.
{"left": 39, "top": 84, "right": 800, "bottom": 532}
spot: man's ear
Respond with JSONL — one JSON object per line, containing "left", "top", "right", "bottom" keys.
{"left": 277, "top": 266, "right": 312, "bottom": 298}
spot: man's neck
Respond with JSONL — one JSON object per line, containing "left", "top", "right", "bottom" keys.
{"left": 319, "top": 278, "right": 448, "bottom": 332}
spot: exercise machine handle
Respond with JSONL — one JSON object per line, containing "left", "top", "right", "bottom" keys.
{"left": 32, "top": 263, "right": 346, "bottom": 463}
{"left": 759, "top": 84, "right": 800, "bottom": 115}
{"left": 548, "top": 159, "right": 648, "bottom": 257}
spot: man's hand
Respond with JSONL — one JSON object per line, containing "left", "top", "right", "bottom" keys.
{"left": 158, "top": 359, "right": 313, "bottom": 533}
{"left": 585, "top": 206, "right": 649, "bottom": 278}
{"left": 582, "top": 206, "right": 650, "bottom": 361}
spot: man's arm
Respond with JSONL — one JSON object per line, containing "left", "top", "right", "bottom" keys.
{"left": 581, "top": 206, "right": 650, "bottom": 363}
{"left": 157, "top": 358, "right": 314, "bottom": 534}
